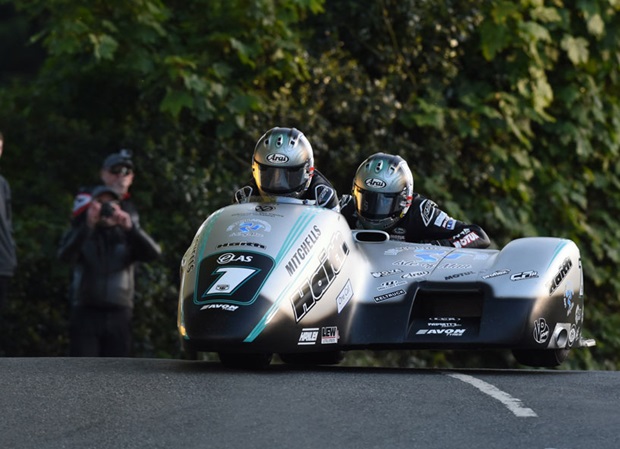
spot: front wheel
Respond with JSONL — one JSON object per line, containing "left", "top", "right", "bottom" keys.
{"left": 218, "top": 352, "right": 273, "bottom": 370}
{"left": 512, "top": 348, "right": 570, "bottom": 368}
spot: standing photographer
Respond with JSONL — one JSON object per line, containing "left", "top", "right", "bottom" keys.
{"left": 57, "top": 151, "right": 161, "bottom": 357}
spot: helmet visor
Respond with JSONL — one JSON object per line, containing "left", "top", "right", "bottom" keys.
{"left": 353, "top": 185, "right": 401, "bottom": 220}
{"left": 255, "top": 162, "right": 307, "bottom": 195}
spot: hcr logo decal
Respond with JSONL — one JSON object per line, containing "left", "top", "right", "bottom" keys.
{"left": 290, "top": 231, "right": 350, "bottom": 322}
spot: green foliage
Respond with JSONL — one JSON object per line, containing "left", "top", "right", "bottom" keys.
{"left": 1, "top": 0, "right": 620, "bottom": 370}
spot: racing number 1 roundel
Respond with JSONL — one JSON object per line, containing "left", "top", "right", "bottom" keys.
{"left": 194, "top": 251, "right": 275, "bottom": 306}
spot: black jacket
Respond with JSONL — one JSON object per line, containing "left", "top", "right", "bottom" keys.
{"left": 0, "top": 175, "right": 17, "bottom": 277}
{"left": 340, "top": 193, "right": 490, "bottom": 249}
{"left": 57, "top": 194, "right": 161, "bottom": 309}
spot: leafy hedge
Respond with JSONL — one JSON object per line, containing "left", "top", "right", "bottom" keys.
{"left": 0, "top": 0, "right": 618, "bottom": 369}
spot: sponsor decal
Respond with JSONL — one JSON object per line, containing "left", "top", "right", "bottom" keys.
{"left": 216, "top": 253, "right": 253, "bottom": 264}
{"left": 415, "top": 249, "right": 462, "bottom": 263}
{"left": 427, "top": 320, "right": 462, "bottom": 328}
{"left": 416, "top": 328, "right": 466, "bottom": 336}
{"left": 285, "top": 225, "right": 322, "bottom": 276}
{"left": 374, "top": 289, "right": 406, "bottom": 303}
{"left": 393, "top": 227, "right": 406, "bottom": 235}
{"left": 564, "top": 286, "right": 575, "bottom": 316}
{"left": 364, "top": 178, "right": 387, "bottom": 188}
{"left": 453, "top": 231, "right": 480, "bottom": 248}
{"left": 549, "top": 258, "right": 573, "bottom": 295}
{"left": 371, "top": 269, "right": 403, "bottom": 278}
{"left": 266, "top": 153, "right": 289, "bottom": 164}
{"left": 533, "top": 318, "right": 550, "bottom": 344}
{"left": 200, "top": 303, "right": 239, "bottom": 312}
{"left": 575, "top": 305, "right": 582, "bottom": 324}
{"left": 227, "top": 219, "right": 272, "bottom": 237}
{"left": 217, "top": 242, "right": 266, "bottom": 250}
{"left": 298, "top": 328, "right": 319, "bottom": 345}
{"left": 510, "top": 271, "right": 539, "bottom": 281}
{"left": 441, "top": 263, "right": 472, "bottom": 269}
{"left": 393, "top": 260, "right": 436, "bottom": 269}
{"left": 336, "top": 279, "right": 353, "bottom": 313}
{"left": 420, "top": 199, "right": 436, "bottom": 227}
{"left": 378, "top": 279, "right": 407, "bottom": 291}
{"left": 482, "top": 269, "right": 510, "bottom": 280}
{"left": 401, "top": 271, "right": 429, "bottom": 279}
{"left": 196, "top": 251, "right": 275, "bottom": 306}
{"left": 445, "top": 271, "right": 475, "bottom": 280}
{"left": 384, "top": 246, "right": 420, "bottom": 256}
{"left": 316, "top": 185, "right": 334, "bottom": 205}
{"left": 321, "top": 327, "right": 339, "bottom": 345}
{"left": 291, "top": 232, "right": 350, "bottom": 322}
{"left": 434, "top": 211, "right": 448, "bottom": 227}
{"left": 434, "top": 212, "right": 455, "bottom": 229}
{"left": 568, "top": 324, "right": 577, "bottom": 347}
{"left": 255, "top": 205, "right": 276, "bottom": 212}
{"left": 182, "top": 238, "right": 199, "bottom": 273}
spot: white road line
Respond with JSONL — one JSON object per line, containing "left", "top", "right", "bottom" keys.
{"left": 446, "top": 373, "right": 538, "bottom": 418}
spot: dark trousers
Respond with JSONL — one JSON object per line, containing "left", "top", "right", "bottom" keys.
{"left": 0, "top": 275, "right": 10, "bottom": 311}
{"left": 70, "top": 306, "right": 133, "bottom": 357}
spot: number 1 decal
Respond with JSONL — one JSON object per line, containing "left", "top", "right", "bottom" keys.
{"left": 203, "top": 266, "right": 259, "bottom": 297}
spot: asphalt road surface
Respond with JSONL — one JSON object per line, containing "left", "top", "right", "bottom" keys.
{"left": 0, "top": 357, "right": 617, "bottom": 449}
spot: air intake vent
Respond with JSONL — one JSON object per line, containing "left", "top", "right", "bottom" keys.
{"left": 411, "top": 289, "right": 484, "bottom": 320}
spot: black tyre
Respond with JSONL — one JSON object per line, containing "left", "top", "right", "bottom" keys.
{"left": 512, "top": 348, "right": 570, "bottom": 368}
{"left": 218, "top": 352, "right": 273, "bottom": 369}
{"left": 279, "top": 351, "right": 345, "bottom": 366}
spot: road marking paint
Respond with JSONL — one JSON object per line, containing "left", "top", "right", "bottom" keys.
{"left": 446, "top": 373, "right": 538, "bottom": 418}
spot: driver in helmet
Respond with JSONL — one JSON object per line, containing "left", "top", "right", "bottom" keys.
{"left": 340, "top": 153, "right": 490, "bottom": 248}
{"left": 234, "top": 127, "right": 339, "bottom": 209}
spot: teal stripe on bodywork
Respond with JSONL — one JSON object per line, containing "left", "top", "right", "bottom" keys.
{"left": 193, "top": 210, "right": 224, "bottom": 299}
{"left": 244, "top": 207, "right": 322, "bottom": 343}
{"left": 546, "top": 239, "right": 569, "bottom": 270}
{"left": 181, "top": 209, "right": 223, "bottom": 340}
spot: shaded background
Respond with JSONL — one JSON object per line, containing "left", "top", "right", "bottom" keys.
{"left": 0, "top": 0, "right": 618, "bottom": 369}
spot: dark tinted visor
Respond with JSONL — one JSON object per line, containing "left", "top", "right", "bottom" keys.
{"left": 256, "top": 162, "right": 306, "bottom": 194}
{"left": 353, "top": 185, "right": 400, "bottom": 219}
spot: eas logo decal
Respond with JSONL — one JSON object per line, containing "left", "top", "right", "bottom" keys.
{"left": 216, "top": 253, "right": 253, "bottom": 264}
{"left": 195, "top": 251, "right": 275, "bottom": 306}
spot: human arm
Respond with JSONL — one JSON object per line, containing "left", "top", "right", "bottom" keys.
{"left": 414, "top": 198, "right": 491, "bottom": 249}
{"left": 338, "top": 194, "right": 359, "bottom": 229}
{"left": 57, "top": 222, "right": 92, "bottom": 263}
{"left": 308, "top": 169, "right": 339, "bottom": 210}
{"left": 427, "top": 224, "right": 491, "bottom": 249}
{"left": 127, "top": 224, "right": 162, "bottom": 262}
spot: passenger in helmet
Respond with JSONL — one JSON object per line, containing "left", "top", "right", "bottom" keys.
{"left": 234, "top": 127, "right": 339, "bottom": 209}
{"left": 340, "top": 153, "right": 490, "bottom": 248}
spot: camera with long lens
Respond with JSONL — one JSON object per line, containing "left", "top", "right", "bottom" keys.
{"left": 100, "top": 202, "right": 115, "bottom": 219}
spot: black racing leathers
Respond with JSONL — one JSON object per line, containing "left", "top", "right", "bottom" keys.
{"left": 234, "top": 169, "right": 340, "bottom": 210}
{"left": 57, "top": 197, "right": 161, "bottom": 309}
{"left": 341, "top": 193, "right": 490, "bottom": 249}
